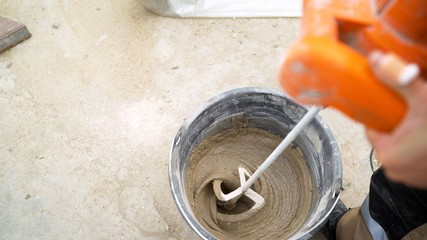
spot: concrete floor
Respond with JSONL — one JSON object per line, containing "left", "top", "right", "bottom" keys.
{"left": 0, "top": 1, "right": 373, "bottom": 239}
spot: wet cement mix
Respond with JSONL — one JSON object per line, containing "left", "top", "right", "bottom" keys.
{"left": 185, "top": 125, "right": 313, "bottom": 239}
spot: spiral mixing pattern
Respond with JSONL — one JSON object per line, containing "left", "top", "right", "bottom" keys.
{"left": 186, "top": 127, "right": 313, "bottom": 239}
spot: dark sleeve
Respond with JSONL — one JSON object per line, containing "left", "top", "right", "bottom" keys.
{"left": 369, "top": 168, "right": 427, "bottom": 240}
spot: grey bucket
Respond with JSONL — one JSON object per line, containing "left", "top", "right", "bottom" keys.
{"left": 169, "top": 87, "right": 342, "bottom": 239}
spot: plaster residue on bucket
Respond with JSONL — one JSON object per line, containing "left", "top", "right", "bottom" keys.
{"left": 185, "top": 125, "right": 313, "bottom": 239}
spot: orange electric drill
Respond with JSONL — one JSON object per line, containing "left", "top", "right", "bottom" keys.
{"left": 279, "top": 0, "right": 427, "bottom": 132}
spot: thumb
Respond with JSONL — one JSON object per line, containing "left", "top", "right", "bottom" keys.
{"left": 368, "top": 51, "right": 423, "bottom": 100}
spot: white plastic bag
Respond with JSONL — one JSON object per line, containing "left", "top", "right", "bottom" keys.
{"left": 142, "top": 0, "right": 302, "bottom": 17}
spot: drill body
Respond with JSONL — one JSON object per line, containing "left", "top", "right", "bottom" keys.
{"left": 280, "top": 0, "right": 427, "bottom": 132}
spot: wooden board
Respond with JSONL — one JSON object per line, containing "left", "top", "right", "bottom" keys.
{"left": 0, "top": 16, "right": 31, "bottom": 54}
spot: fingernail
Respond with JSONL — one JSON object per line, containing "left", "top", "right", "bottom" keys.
{"left": 398, "top": 63, "right": 420, "bottom": 86}
{"left": 371, "top": 52, "right": 420, "bottom": 86}
{"left": 369, "top": 50, "right": 383, "bottom": 66}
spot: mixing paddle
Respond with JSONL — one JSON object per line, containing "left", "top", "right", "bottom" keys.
{"left": 213, "top": 107, "right": 320, "bottom": 221}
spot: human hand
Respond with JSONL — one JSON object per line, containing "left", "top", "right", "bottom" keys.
{"left": 366, "top": 51, "right": 427, "bottom": 189}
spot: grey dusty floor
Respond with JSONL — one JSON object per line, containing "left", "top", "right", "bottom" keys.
{"left": 0, "top": 1, "right": 373, "bottom": 239}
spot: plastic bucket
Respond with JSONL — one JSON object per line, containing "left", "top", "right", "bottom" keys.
{"left": 169, "top": 87, "right": 342, "bottom": 239}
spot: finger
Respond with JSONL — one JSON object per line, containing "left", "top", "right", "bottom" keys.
{"left": 366, "top": 128, "right": 409, "bottom": 168}
{"left": 365, "top": 128, "right": 394, "bottom": 160}
{"left": 366, "top": 128, "right": 380, "bottom": 144}
{"left": 385, "top": 168, "right": 427, "bottom": 189}
{"left": 382, "top": 164, "right": 415, "bottom": 183}
{"left": 368, "top": 51, "right": 423, "bottom": 99}
{"left": 382, "top": 166, "right": 406, "bottom": 184}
